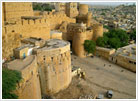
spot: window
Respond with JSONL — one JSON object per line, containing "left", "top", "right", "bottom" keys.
{"left": 31, "top": 71, "right": 33, "bottom": 75}
{"left": 43, "top": 56, "right": 45, "bottom": 60}
{"left": 51, "top": 57, "right": 53, "bottom": 61}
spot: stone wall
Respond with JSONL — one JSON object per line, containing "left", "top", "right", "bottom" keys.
{"left": 115, "top": 55, "right": 136, "bottom": 72}
{"left": 72, "top": 28, "right": 87, "bottom": 58}
{"left": 92, "top": 24, "right": 103, "bottom": 41}
{"left": 34, "top": 41, "right": 72, "bottom": 96}
{"left": 7, "top": 55, "right": 41, "bottom": 99}
{"left": 66, "top": 2, "right": 78, "bottom": 18}
{"left": 95, "top": 47, "right": 115, "bottom": 60}
{"left": 3, "top": 2, "right": 34, "bottom": 22}
{"left": 2, "top": 27, "right": 21, "bottom": 59}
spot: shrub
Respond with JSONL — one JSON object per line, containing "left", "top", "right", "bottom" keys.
{"left": 2, "top": 68, "right": 22, "bottom": 99}
{"left": 84, "top": 40, "right": 96, "bottom": 54}
{"left": 97, "top": 28, "right": 129, "bottom": 49}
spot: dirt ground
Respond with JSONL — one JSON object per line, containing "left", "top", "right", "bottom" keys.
{"left": 52, "top": 55, "right": 136, "bottom": 99}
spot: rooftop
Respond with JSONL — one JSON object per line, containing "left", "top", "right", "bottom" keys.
{"left": 50, "top": 30, "right": 62, "bottom": 35}
{"left": 6, "top": 55, "right": 35, "bottom": 71}
{"left": 39, "top": 39, "right": 69, "bottom": 50}
{"left": 22, "top": 37, "right": 44, "bottom": 43}
{"left": 114, "top": 44, "right": 136, "bottom": 61}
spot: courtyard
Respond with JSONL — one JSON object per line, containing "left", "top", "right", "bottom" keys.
{"left": 53, "top": 55, "right": 136, "bottom": 99}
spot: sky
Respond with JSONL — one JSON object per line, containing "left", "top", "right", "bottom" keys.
{"left": 80, "top": 2, "right": 135, "bottom": 6}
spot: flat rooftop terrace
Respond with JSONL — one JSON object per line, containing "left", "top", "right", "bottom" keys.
{"left": 115, "top": 44, "right": 136, "bottom": 61}
{"left": 40, "top": 39, "right": 69, "bottom": 50}
{"left": 6, "top": 55, "right": 35, "bottom": 71}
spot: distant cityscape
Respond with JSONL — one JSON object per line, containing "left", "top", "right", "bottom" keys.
{"left": 81, "top": 2, "right": 135, "bottom": 6}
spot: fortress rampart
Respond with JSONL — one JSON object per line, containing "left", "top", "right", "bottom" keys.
{"left": 72, "top": 26, "right": 87, "bottom": 58}
{"left": 6, "top": 55, "right": 41, "bottom": 99}
{"left": 33, "top": 39, "right": 72, "bottom": 96}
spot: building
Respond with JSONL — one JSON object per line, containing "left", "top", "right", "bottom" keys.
{"left": 66, "top": 2, "right": 79, "bottom": 18}
{"left": 109, "top": 44, "right": 136, "bottom": 72}
{"left": 6, "top": 38, "right": 72, "bottom": 98}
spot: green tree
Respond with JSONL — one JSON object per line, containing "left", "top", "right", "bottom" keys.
{"left": 110, "top": 29, "right": 129, "bottom": 46}
{"left": 129, "top": 29, "right": 136, "bottom": 42}
{"left": 101, "top": 12, "right": 105, "bottom": 15}
{"left": 2, "top": 68, "right": 22, "bottom": 99}
{"left": 96, "top": 35, "right": 109, "bottom": 47}
{"left": 84, "top": 40, "right": 96, "bottom": 54}
{"left": 33, "top": 5, "right": 42, "bottom": 11}
{"left": 109, "top": 38, "right": 121, "bottom": 49}
{"left": 104, "top": 28, "right": 129, "bottom": 48}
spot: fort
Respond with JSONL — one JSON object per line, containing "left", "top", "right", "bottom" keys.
{"left": 2, "top": 2, "right": 135, "bottom": 99}
{"left": 2, "top": 2, "right": 103, "bottom": 59}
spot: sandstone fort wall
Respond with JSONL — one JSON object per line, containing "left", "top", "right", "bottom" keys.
{"left": 7, "top": 55, "right": 41, "bottom": 99}
{"left": 34, "top": 43, "right": 72, "bottom": 95}
{"left": 72, "top": 29, "right": 86, "bottom": 58}
{"left": 3, "top": 2, "right": 34, "bottom": 22}
{"left": 92, "top": 24, "right": 103, "bottom": 41}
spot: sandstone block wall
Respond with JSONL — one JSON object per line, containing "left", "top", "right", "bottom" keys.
{"left": 112, "top": 55, "right": 136, "bottom": 72}
{"left": 42, "top": 13, "right": 76, "bottom": 30}
{"left": 72, "top": 29, "right": 87, "bottom": 58}
{"left": 34, "top": 41, "right": 72, "bottom": 96}
{"left": 2, "top": 27, "right": 21, "bottom": 59}
{"left": 95, "top": 47, "right": 115, "bottom": 60}
{"left": 92, "top": 24, "right": 103, "bottom": 41}
{"left": 14, "top": 47, "right": 29, "bottom": 59}
{"left": 66, "top": 3, "right": 78, "bottom": 18}
{"left": 7, "top": 55, "right": 41, "bottom": 99}
{"left": 3, "top": 2, "right": 34, "bottom": 22}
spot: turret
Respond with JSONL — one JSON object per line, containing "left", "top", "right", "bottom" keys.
{"left": 92, "top": 24, "right": 103, "bottom": 41}
{"left": 72, "top": 23, "right": 87, "bottom": 57}
{"left": 79, "top": 4, "right": 88, "bottom": 15}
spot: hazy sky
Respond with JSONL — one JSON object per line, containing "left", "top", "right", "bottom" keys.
{"left": 81, "top": 2, "right": 135, "bottom": 6}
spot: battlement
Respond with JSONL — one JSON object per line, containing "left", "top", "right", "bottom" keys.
{"left": 21, "top": 18, "right": 49, "bottom": 26}
{"left": 6, "top": 55, "right": 41, "bottom": 99}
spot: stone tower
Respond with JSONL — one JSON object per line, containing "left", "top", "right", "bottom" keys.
{"left": 72, "top": 23, "right": 87, "bottom": 58}
{"left": 79, "top": 4, "right": 88, "bottom": 15}
{"left": 92, "top": 24, "right": 103, "bottom": 41}
{"left": 76, "top": 4, "right": 92, "bottom": 27}
{"left": 34, "top": 39, "right": 72, "bottom": 96}
{"left": 66, "top": 2, "right": 78, "bottom": 18}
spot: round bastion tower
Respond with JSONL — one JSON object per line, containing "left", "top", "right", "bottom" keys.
{"left": 33, "top": 39, "right": 72, "bottom": 96}
{"left": 79, "top": 4, "right": 88, "bottom": 15}
{"left": 92, "top": 24, "right": 103, "bottom": 41}
{"left": 72, "top": 23, "right": 87, "bottom": 58}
